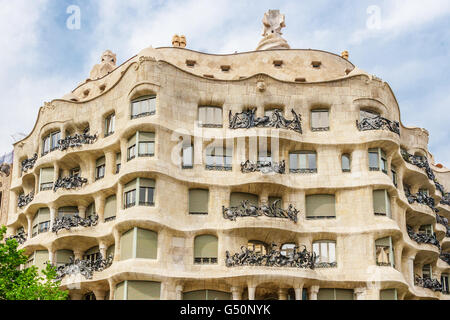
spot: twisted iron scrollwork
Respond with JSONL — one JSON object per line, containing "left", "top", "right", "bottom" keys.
{"left": 57, "top": 128, "right": 97, "bottom": 152}
{"left": 229, "top": 109, "right": 302, "bottom": 133}
{"left": 21, "top": 153, "right": 37, "bottom": 173}
{"left": 436, "top": 214, "right": 449, "bottom": 227}
{"left": 440, "top": 252, "right": 450, "bottom": 265}
{"left": 54, "top": 254, "right": 113, "bottom": 281}
{"left": 441, "top": 193, "right": 450, "bottom": 206}
{"left": 53, "top": 176, "right": 88, "bottom": 192}
{"left": 18, "top": 191, "right": 34, "bottom": 208}
{"left": 414, "top": 275, "right": 442, "bottom": 292}
{"left": 223, "top": 200, "right": 298, "bottom": 223}
{"left": 240, "top": 160, "right": 285, "bottom": 174}
{"left": 6, "top": 231, "right": 27, "bottom": 245}
{"left": 225, "top": 244, "right": 315, "bottom": 269}
{"left": 407, "top": 225, "right": 440, "bottom": 249}
{"left": 404, "top": 186, "right": 438, "bottom": 213}
{"left": 356, "top": 116, "right": 400, "bottom": 135}
{"left": 51, "top": 214, "right": 98, "bottom": 234}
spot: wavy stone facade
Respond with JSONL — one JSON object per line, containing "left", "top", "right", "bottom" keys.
{"left": 5, "top": 41, "right": 450, "bottom": 300}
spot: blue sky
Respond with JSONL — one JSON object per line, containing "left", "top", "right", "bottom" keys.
{"left": 0, "top": 0, "right": 449, "bottom": 165}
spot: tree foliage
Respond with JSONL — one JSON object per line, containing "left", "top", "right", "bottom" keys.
{"left": 0, "top": 226, "right": 68, "bottom": 300}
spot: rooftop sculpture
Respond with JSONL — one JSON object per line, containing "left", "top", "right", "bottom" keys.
{"left": 89, "top": 50, "right": 117, "bottom": 80}
{"left": 256, "top": 10, "right": 290, "bottom": 50}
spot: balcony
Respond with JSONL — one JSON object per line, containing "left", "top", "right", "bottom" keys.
{"left": 6, "top": 231, "right": 27, "bottom": 245}
{"left": 440, "top": 253, "right": 450, "bottom": 265}
{"left": 289, "top": 168, "right": 317, "bottom": 174}
{"left": 356, "top": 116, "right": 400, "bottom": 135}
{"left": 441, "top": 193, "right": 450, "bottom": 206}
{"left": 17, "top": 191, "right": 34, "bottom": 208}
{"left": 222, "top": 200, "right": 299, "bottom": 223}
{"left": 131, "top": 110, "right": 155, "bottom": 120}
{"left": 404, "top": 186, "right": 438, "bottom": 213}
{"left": 21, "top": 153, "right": 37, "bottom": 173}
{"left": 57, "top": 129, "right": 97, "bottom": 152}
{"left": 194, "top": 257, "right": 217, "bottom": 265}
{"left": 241, "top": 160, "right": 285, "bottom": 174}
{"left": 205, "top": 164, "right": 232, "bottom": 171}
{"left": 407, "top": 225, "right": 440, "bottom": 249}
{"left": 225, "top": 243, "right": 315, "bottom": 269}
{"left": 54, "top": 254, "right": 113, "bottom": 281}
{"left": 51, "top": 214, "right": 98, "bottom": 234}
{"left": 53, "top": 176, "right": 88, "bottom": 192}
{"left": 229, "top": 108, "right": 302, "bottom": 133}
{"left": 414, "top": 275, "right": 442, "bottom": 292}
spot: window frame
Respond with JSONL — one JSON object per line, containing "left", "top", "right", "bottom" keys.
{"left": 198, "top": 106, "right": 223, "bottom": 128}
{"left": 313, "top": 240, "right": 337, "bottom": 267}
{"left": 105, "top": 113, "right": 115, "bottom": 137}
{"left": 289, "top": 151, "right": 317, "bottom": 174}
{"left": 341, "top": 153, "right": 351, "bottom": 172}
{"left": 310, "top": 109, "right": 330, "bottom": 132}
{"left": 130, "top": 95, "right": 156, "bottom": 120}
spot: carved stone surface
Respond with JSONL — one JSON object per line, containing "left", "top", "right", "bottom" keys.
{"left": 240, "top": 160, "right": 285, "bottom": 174}
{"left": 53, "top": 176, "right": 88, "bottom": 192}
{"left": 0, "top": 163, "right": 11, "bottom": 177}
{"left": 415, "top": 275, "right": 442, "bottom": 292}
{"left": 225, "top": 244, "right": 315, "bottom": 269}
{"left": 356, "top": 116, "right": 400, "bottom": 135}
{"left": 223, "top": 200, "right": 298, "bottom": 223}
{"left": 256, "top": 10, "right": 290, "bottom": 50}
{"left": 51, "top": 214, "right": 98, "bottom": 234}
{"left": 58, "top": 128, "right": 97, "bottom": 152}
{"left": 21, "top": 153, "right": 37, "bottom": 172}
{"left": 18, "top": 191, "right": 34, "bottom": 208}
{"left": 404, "top": 186, "right": 438, "bottom": 212}
{"left": 6, "top": 231, "right": 27, "bottom": 245}
{"left": 229, "top": 108, "right": 302, "bottom": 133}
{"left": 89, "top": 50, "right": 117, "bottom": 80}
{"left": 407, "top": 225, "right": 440, "bottom": 249}
{"left": 54, "top": 254, "right": 113, "bottom": 281}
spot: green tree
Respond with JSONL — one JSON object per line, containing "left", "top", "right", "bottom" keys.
{"left": 0, "top": 226, "right": 68, "bottom": 300}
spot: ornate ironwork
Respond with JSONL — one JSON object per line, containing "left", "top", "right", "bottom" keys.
{"left": 205, "top": 165, "right": 232, "bottom": 171}
{"left": 404, "top": 186, "right": 438, "bottom": 212}
{"left": 225, "top": 243, "right": 315, "bottom": 269}
{"left": 290, "top": 168, "right": 317, "bottom": 174}
{"left": 407, "top": 225, "right": 440, "bottom": 249}
{"left": 440, "top": 252, "right": 450, "bottom": 265}
{"left": 229, "top": 109, "right": 302, "bottom": 133}
{"left": 436, "top": 214, "right": 449, "bottom": 227}
{"left": 414, "top": 275, "right": 442, "bottom": 292}
{"left": 315, "top": 262, "right": 337, "bottom": 268}
{"left": 54, "top": 254, "right": 113, "bottom": 281}
{"left": 356, "top": 116, "right": 400, "bottom": 135}
{"left": 18, "top": 191, "right": 34, "bottom": 208}
{"left": 57, "top": 128, "right": 97, "bottom": 152}
{"left": 223, "top": 200, "right": 298, "bottom": 223}
{"left": 240, "top": 160, "right": 285, "bottom": 174}
{"left": 53, "top": 175, "right": 88, "bottom": 192}
{"left": 441, "top": 193, "right": 450, "bottom": 206}
{"left": 435, "top": 181, "right": 445, "bottom": 197}
{"left": 21, "top": 153, "right": 37, "bottom": 173}
{"left": 6, "top": 231, "right": 27, "bottom": 245}
{"left": 51, "top": 214, "right": 98, "bottom": 234}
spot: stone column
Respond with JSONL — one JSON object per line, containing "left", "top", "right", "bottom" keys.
{"left": 49, "top": 206, "right": 56, "bottom": 230}
{"left": 113, "top": 229, "right": 121, "bottom": 262}
{"left": 354, "top": 287, "right": 366, "bottom": 300}
{"left": 78, "top": 205, "right": 86, "bottom": 219}
{"left": 99, "top": 242, "right": 107, "bottom": 259}
{"left": 309, "top": 285, "right": 320, "bottom": 300}
{"left": 70, "top": 292, "right": 83, "bottom": 300}
{"left": 93, "top": 290, "right": 106, "bottom": 300}
{"left": 294, "top": 284, "right": 304, "bottom": 300}
{"left": 248, "top": 286, "right": 256, "bottom": 300}
{"left": 117, "top": 183, "right": 124, "bottom": 216}
{"left": 27, "top": 215, "right": 33, "bottom": 239}
{"left": 95, "top": 195, "right": 105, "bottom": 223}
{"left": 175, "top": 285, "right": 184, "bottom": 300}
{"left": 231, "top": 287, "right": 242, "bottom": 300}
{"left": 278, "top": 288, "right": 288, "bottom": 300}
{"left": 105, "top": 150, "right": 115, "bottom": 177}
{"left": 74, "top": 250, "right": 83, "bottom": 260}
{"left": 33, "top": 172, "right": 39, "bottom": 195}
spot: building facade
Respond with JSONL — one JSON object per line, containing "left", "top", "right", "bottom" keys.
{"left": 0, "top": 162, "right": 12, "bottom": 227}
{"left": 5, "top": 11, "right": 450, "bottom": 300}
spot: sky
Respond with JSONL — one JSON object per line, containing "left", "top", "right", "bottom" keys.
{"left": 0, "top": 0, "right": 449, "bottom": 165}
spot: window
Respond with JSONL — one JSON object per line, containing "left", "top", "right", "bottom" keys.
{"left": 268, "top": 196, "right": 282, "bottom": 208}
{"left": 317, "top": 289, "right": 353, "bottom": 300}
{"left": 342, "top": 154, "right": 351, "bottom": 172}
{"left": 127, "top": 134, "right": 136, "bottom": 161}
{"left": 32, "top": 208, "right": 50, "bottom": 237}
{"left": 198, "top": 106, "right": 222, "bottom": 128}
{"left": 27, "top": 250, "right": 48, "bottom": 272}
{"left": 131, "top": 96, "right": 156, "bottom": 119}
{"left": 419, "top": 225, "right": 433, "bottom": 236}
{"left": 120, "top": 227, "right": 158, "bottom": 260}
{"left": 368, "top": 148, "right": 388, "bottom": 174}
{"left": 115, "top": 281, "right": 161, "bottom": 300}
{"left": 96, "top": 156, "right": 106, "bottom": 180}
{"left": 57, "top": 206, "right": 78, "bottom": 218}
{"left": 84, "top": 246, "right": 100, "bottom": 262}
{"left": 419, "top": 188, "right": 429, "bottom": 196}
{"left": 104, "top": 195, "right": 117, "bottom": 222}
{"left": 289, "top": 151, "right": 317, "bottom": 173}
{"left": 189, "top": 189, "right": 209, "bottom": 214}
{"left": 139, "top": 187, "right": 154, "bottom": 206}
{"left": 257, "top": 142, "right": 272, "bottom": 164}
{"left": 116, "top": 153, "right": 121, "bottom": 174}
{"left": 422, "top": 264, "right": 432, "bottom": 279}
{"left": 442, "top": 274, "right": 449, "bottom": 294}
{"left": 182, "top": 143, "right": 194, "bottom": 169}
{"left": 360, "top": 109, "right": 380, "bottom": 122}
{"left": 42, "top": 131, "right": 61, "bottom": 155}
{"left": 230, "top": 192, "right": 259, "bottom": 207}
{"left": 194, "top": 235, "right": 218, "bottom": 264}
{"left": 247, "top": 240, "right": 269, "bottom": 255}
{"left": 306, "top": 195, "right": 336, "bottom": 219}
{"left": 380, "top": 289, "right": 397, "bottom": 300}
{"left": 281, "top": 243, "right": 296, "bottom": 257}
{"left": 373, "top": 190, "right": 391, "bottom": 218}
{"left": 70, "top": 167, "right": 80, "bottom": 177}
{"left": 128, "top": 132, "right": 155, "bottom": 160}
{"left": 105, "top": 113, "right": 115, "bottom": 136}
{"left": 311, "top": 110, "right": 329, "bottom": 131}
{"left": 86, "top": 203, "right": 95, "bottom": 219}
{"left": 183, "top": 290, "right": 231, "bottom": 300}
{"left": 84, "top": 292, "right": 96, "bottom": 301}
{"left": 55, "top": 249, "right": 74, "bottom": 268}
{"left": 375, "top": 237, "right": 394, "bottom": 267}
{"left": 391, "top": 166, "right": 398, "bottom": 187}
{"left": 124, "top": 180, "right": 137, "bottom": 209}
{"left": 205, "top": 145, "right": 232, "bottom": 171}
{"left": 313, "top": 241, "right": 336, "bottom": 267}
{"left": 124, "top": 178, "right": 155, "bottom": 209}
{"left": 39, "top": 167, "right": 54, "bottom": 191}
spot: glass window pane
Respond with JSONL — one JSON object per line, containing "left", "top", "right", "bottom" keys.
{"left": 299, "top": 154, "right": 307, "bottom": 169}
{"left": 289, "top": 154, "right": 299, "bottom": 170}
{"left": 342, "top": 154, "right": 350, "bottom": 170}
{"left": 320, "top": 242, "right": 328, "bottom": 262}
{"left": 369, "top": 151, "right": 379, "bottom": 168}
{"left": 308, "top": 153, "right": 317, "bottom": 169}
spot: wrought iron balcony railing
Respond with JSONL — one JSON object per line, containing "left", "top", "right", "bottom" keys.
{"left": 229, "top": 109, "right": 302, "bottom": 133}
{"left": 225, "top": 244, "right": 315, "bottom": 269}
{"left": 414, "top": 275, "right": 442, "bottom": 292}
{"left": 54, "top": 254, "right": 113, "bottom": 281}
{"left": 205, "top": 164, "right": 232, "bottom": 171}
{"left": 53, "top": 176, "right": 88, "bottom": 192}
{"left": 441, "top": 193, "right": 450, "bottom": 206}
{"left": 404, "top": 186, "right": 438, "bottom": 213}
{"left": 223, "top": 200, "right": 299, "bottom": 223}
{"left": 18, "top": 191, "right": 34, "bottom": 208}
{"left": 436, "top": 214, "right": 449, "bottom": 227}
{"left": 51, "top": 214, "right": 98, "bottom": 234}
{"left": 289, "top": 168, "right": 317, "bottom": 174}
{"left": 241, "top": 160, "right": 285, "bottom": 174}
{"left": 407, "top": 225, "right": 440, "bottom": 249}
{"left": 131, "top": 110, "right": 155, "bottom": 120}
{"left": 315, "top": 261, "right": 337, "bottom": 268}
{"left": 356, "top": 116, "right": 400, "bottom": 135}
{"left": 6, "top": 231, "right": 27, "bottom": 245}
{"left": 57, "top": 128, "right": 97, "bottom": 152}
{"left": 194, "top": 257, "right": 217, "bottom": 264}
{"left": 440, "top": 252, "right": 450, "bottom": 265}
{"left": 21, "top": 153, "right": 37, "bottom": 173}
